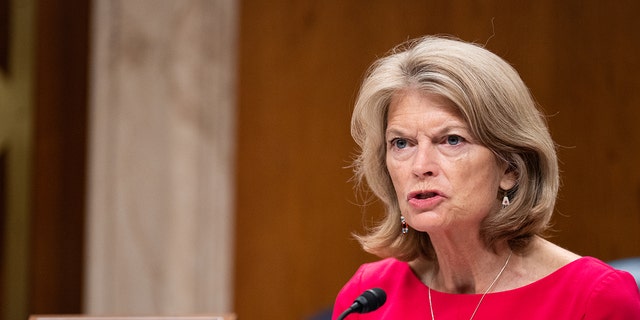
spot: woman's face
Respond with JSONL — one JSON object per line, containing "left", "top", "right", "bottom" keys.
{"left": 385, "top": 90, "right": 516, "bottom": 234}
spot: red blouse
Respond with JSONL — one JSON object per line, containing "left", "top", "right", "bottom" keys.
{"left": 333, "top": 257, "right": 640, "bottom": 319}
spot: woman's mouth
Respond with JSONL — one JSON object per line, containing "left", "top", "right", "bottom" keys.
{"left": 408, "top": 190, "right": 440, "bottom": 200}
{"left": 407, "top": 190, "right": 444, "bottom": 210}
{"left": 413, "top": 191, "right": 438, "bottom": 199}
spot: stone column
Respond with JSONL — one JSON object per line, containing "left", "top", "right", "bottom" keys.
{"left": 86, "top": 0, "right": 237, "bottom": 314}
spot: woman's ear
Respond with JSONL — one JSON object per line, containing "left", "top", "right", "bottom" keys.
{"left": 499, "top": 163, "right": 518, "bottom": 191}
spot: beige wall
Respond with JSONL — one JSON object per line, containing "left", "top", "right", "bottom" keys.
{"left": 0, "top": 0, "right": 35, "bottom": 319}
{"left": 86, "top": 0, "right": 238, "bottom": 314}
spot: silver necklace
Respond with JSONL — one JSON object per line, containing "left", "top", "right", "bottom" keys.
{"left": 428, "top": 252, "right": 512, "bottom": 320}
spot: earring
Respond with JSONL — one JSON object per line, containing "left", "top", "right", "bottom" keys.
{"left": 401, "top": 216, "right": 408, "bottom": 234}
{"left": 502, "top": 194, "right": 510, "bottom": 208}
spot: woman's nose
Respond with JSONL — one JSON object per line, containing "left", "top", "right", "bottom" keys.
{"left": 411, "top": 144, "right": 438, "bottom": 177}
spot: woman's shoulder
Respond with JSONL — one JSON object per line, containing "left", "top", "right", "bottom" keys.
{"left": 350, "top": 257, "right": 414, "bottom": 283}
{"left": 532, "top": 238, "right": 636, "bottom": 273}
{"left": 333, "top": 258, "right": 426, "bottom": 318}
{"left": 518, "top": 238, "right": 636, "bottom": 291}
{"left": 336, "top": 257, "right": 428, "bottom": 298}
{"left": 561, "top": 256, "right": 640, "bottom": 294}
{"left": 524, "top": 240, "right": 638, "bottom": 302}
{"left": 544, "top": 256, "right": 640, "bottom": 316}
{"left": 520, "top": 237, "right": 581, "bottom": 282}
{"left": 550, "top": 256, "right": 630, "bottom": 281}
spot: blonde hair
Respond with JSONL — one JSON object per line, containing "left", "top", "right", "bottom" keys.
{"left": 351, "top": 36, "right": 559, "bottom": 261}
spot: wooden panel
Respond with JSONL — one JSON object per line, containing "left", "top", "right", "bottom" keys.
{"left": 533, "top": 1, "right": 640, "bottom": 260}
{"left": 30, "top": 0, "right": 90, "bottom": 314}
{"left": 1, "top": 2, "right": 35, "bottom": 319}
{"left": 0, "top": 0, "right": 8, "bottom": 73}
{"left": 0, "top": 149, "right": 6, "bottom": 316}
{"left": 235, "top": 1, "right": 432, "bottom": 319}
{"left": 235, "top": 0, "right": 640, "bottom": 319}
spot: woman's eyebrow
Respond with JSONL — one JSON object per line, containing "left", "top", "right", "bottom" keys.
{"left": 435, "top": 124, "right": 468, "bottom": 134}
{"left": 384, "top": 127, "right": 405, "bottom": 137}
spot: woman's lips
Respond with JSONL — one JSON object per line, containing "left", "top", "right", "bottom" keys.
{"left": 407, "top": 190, "right": 444, "bottom": 210}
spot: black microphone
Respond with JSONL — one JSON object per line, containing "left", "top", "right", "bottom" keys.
{"left": 336, "top": 288, "right": 387, "bottom": 320}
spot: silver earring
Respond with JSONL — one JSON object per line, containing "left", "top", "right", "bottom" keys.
{"left": 502, "top": 194, "right": 510, "bottom": 208}
{"left": 401, "top": 216, "right": 408, "bottom": 234}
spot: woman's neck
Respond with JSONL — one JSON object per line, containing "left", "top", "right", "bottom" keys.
{"left": 412, "top": 233, "right": 513, "bottom": 294}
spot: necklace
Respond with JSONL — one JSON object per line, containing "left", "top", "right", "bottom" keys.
{"left": 428, "top": 252, "right": 512, "bottom": 320}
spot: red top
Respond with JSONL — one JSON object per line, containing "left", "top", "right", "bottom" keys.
{"left": 333, "top": 257, "right": 640, "bottom": 319}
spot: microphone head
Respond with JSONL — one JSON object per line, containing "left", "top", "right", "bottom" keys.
{"left": 354, "top": 288, "right": 387, "bottom": 313}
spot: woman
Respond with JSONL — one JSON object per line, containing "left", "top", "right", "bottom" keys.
{"left": 332, "top": 36, "right": 640, "bottom": 319}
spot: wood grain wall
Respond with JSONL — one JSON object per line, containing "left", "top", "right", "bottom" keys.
{"left": 234, "top": 1, "right": 640, "bottom": 319}
{"left": 30, "top": 0, "right": 89, "bottom": 315}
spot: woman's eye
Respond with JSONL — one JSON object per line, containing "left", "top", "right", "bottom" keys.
{"left": 391, "top": 138, "right": 408, "bottom": 149}
{"left": 446, "top": 135, "right": 462, "bottom": 145}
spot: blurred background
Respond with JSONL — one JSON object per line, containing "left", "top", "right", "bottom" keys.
{"left": 1, "top": 0, "right": 639, "bottom": 319}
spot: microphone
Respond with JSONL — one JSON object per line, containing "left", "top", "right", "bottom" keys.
{"left": 336, "top": 288, "right": 387, "bottom": 320}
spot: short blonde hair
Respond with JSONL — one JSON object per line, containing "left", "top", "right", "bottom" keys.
{"left": 351, "top": 36, "right": 559, "bottom": 261}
